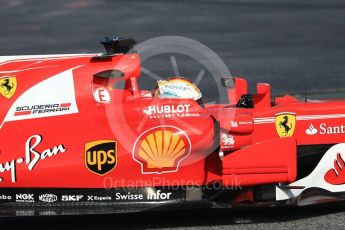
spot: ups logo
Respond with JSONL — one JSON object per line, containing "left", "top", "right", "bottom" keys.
{"left": 85, "top": 140, "right": 117, "bottom": 176}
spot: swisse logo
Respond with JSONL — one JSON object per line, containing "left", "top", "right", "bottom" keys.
{"left": 0, "top": 194, "right": 11, "bottom": 200}
{"left": 306, "top": 123, "right": 345, "bottom": 135}
{"left": 39, "top": 194, "right": 57, "bottom": 203}
{"left": 16, "top": 194, "right": 34, "bottom": 203}
{"left": 85, "top": 140, "right": 117, "bottom": 176}
{"left": 61, "top": 195, "right": 84, "bottom": 202}
{"left": 115, "top": 192, "right": 144, "bottom": 201}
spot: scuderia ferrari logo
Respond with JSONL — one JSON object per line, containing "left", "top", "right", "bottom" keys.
{"left": 85, "top": 140, "right": 117, "bottom": 176}
{"left": 0, "top": 76, "right": 17, "bottom": 99}
{"left": 275, "top": 112, "right": 296, "bottom": 137}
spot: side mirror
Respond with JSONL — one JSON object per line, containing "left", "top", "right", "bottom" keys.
{"left": 101, "top": 36, "right": 137, "bottom": 55}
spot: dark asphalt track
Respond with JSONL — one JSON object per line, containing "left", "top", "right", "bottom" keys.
{"left": 1, "top": 0, "right": 345, "bottom": 229}
{"left": 2, "top": 204, "right": 345, "bottom": 230}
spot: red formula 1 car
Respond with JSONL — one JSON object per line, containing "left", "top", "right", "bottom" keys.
{"left": 0, "top": 37, "right": 345, "bottom": 216}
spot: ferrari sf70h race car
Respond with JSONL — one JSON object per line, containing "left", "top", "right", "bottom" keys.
{"left": 0, "top": 37, "right": 345, "bottom": 217}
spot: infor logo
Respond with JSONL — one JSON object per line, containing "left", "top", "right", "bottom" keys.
{"left": 85, "top": 140, "right": 117, "bottom": 176}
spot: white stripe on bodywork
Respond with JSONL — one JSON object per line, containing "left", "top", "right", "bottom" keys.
{"left": 0, "top": 65, "right": 58, "bottom": 74}
{"left": 254, "top": 114, "right": 345, "bottom": 124}
{"left": 0, "top": 54, "right": 99, "bottom": 66}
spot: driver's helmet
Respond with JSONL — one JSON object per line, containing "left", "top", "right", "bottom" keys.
{"left": 153, "top": 77, "right": 204, "bottom": 107}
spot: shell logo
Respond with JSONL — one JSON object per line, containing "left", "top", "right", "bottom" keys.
{"left": 133, "top": 126, "right": 192, "bottom": 174}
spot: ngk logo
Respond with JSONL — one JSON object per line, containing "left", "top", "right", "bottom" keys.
{"left": 61, "top": 195, "right": 84, "bottom": 202}
{"left": 16, "top": 194, "right": 34, "bottom": 202}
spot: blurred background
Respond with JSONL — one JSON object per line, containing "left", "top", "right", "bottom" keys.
{"left": 1, "top": 0, "right": 345, "bottom": 99}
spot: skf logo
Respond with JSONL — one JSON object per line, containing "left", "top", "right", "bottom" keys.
{"left": 0, "top": 76, "right": 17, "bottom": 99}
{"left": 85, "top": 140, "right": 117, "bottom": 176}
{"left": 133, "top": 126, "right": 191, "bottom": 174}
{"left": 61, "top": 195, "right": 84, "bottom": 202}
{"left": 275, "top": 112, "right": 296, "bottom": 138}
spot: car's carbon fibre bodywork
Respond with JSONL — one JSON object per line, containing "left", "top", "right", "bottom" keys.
{"left": 1, "top": 41, "right": 345, "bottom": 216}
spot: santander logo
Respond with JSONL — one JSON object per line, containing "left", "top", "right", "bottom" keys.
{"left": 306, "top": 124, "right": 318, "bottom": 135}
{"left": 306, "top": 123, "right": 345, "bottom": 135}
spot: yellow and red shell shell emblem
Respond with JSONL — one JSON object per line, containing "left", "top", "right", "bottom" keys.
{"left": 133, "top": 126, "right": 191, "bottom": 174}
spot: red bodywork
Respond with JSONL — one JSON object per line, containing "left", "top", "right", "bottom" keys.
{"left": 0, "top": 53, "right": 344, "bottom": 191}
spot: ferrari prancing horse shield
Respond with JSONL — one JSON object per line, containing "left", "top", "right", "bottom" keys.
{"left": 275, "top": 112, "right": 296, "bottom": 138}
{"left": 0, "top": 76, "right": 17, "bottom": 99}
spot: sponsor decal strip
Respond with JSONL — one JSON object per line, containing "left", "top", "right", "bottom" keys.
{"left": 0, "top": 187, "right": 185, "bottom": 204}
{"left": 0, "top": 54, "right": 99, "bottom": 67}
{"left": 254, "top": 114, "right": 345, "bottom": 124}
{"left": 0, "top": 65, "right": 58, "bottom": 74}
